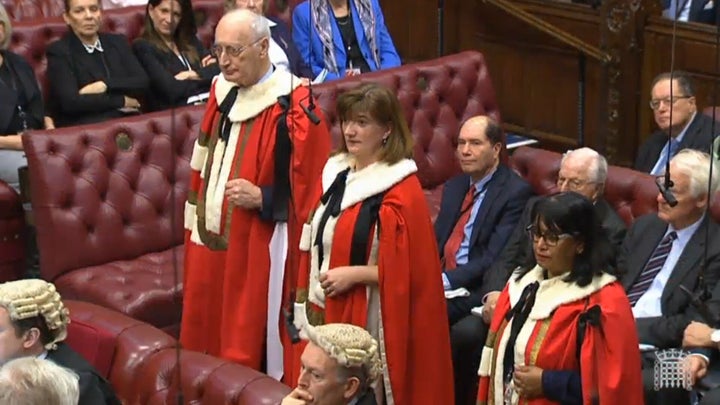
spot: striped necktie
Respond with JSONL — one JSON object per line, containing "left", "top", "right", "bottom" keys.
{"left": 627, "top": 231, "right": 677, "bottom": 306}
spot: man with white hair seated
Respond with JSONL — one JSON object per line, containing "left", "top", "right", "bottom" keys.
{"left": 0, "top": 357, "right": 79, "bottom": 405}
{"left": 451, "top": 147, "right": 627, "bottom": 404}
{"left": 0, "top": 279, "right": 120, "bottom": 405}
{"left": 282, "top": 323, "right": 381, "bottom": 405}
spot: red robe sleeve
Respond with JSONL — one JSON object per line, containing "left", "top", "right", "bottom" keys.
{"left": 581, "top": 283, "right": 644, "bottom": 405}
{"left": 377, "top": 178, "right": 454, "bottom": 404}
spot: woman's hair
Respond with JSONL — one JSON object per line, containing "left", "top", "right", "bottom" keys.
{"left": 515, "top": 191, "right": 615, "bottom": 287}
{"left": 0, "top": 4, "right": 13, "bottom": 50}
{"left": 334, "top": 83, "right": 414, "bottom": 165}
{"left": 140, "top": 0, "right": 200, "bottom": 63}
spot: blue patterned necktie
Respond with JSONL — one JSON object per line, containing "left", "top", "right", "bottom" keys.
{"left": 627, "top": 231, "right": 677, "bottom": 306}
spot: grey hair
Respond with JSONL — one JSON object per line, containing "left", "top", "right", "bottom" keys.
{"left": 0, "top": 357, "right": 79, "bottom": 405}
{"left": 0, "top": 4, "right": 12, "bottom": 50}
{"left": 671, "top": 149, "right": 720, "bottom": 201}
{"left": 561, "top": 147, "right": 608, "bottom": 184}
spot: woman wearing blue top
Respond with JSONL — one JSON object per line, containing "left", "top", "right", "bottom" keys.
{"left": 292, "top": 0, "right": 401, "bottom": 82}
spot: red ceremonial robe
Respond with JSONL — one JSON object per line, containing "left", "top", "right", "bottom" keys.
{"left": 477, "top": 265, "right": 643, "bottom": 405}
{"left": 291, "top": 154, "right": 455, "bottom": 404}
{"left": 181, "top": 69, "right": 330, "bottom": 380}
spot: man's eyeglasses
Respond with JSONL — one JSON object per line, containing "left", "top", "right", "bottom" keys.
{"left": 526, "top": 225, "right": 574, "bottom": 247}
{"left": 649, "top": 96, "right": 691, "bottom": 110}
{"left": 210, "top": 38, "right": 264, "bottom": 58}
{"left": 556, "top": 176, "right": 593, "bottom": 189}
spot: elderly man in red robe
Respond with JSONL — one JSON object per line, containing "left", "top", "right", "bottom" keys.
{"left": 181, "top": 8, "right": 331, "bottom": 382}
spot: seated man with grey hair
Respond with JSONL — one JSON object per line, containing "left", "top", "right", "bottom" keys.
{"left": 0, "top": 279, "right": 120, "bottom": 405}
{"left": 450, "top": 146, "right": 627, "bottom": 404}
{"left": 282, "top": 323, "right": 381, "bottom": 405}
{"left": 0, "top": 357, "right": 79, "bottom": 405}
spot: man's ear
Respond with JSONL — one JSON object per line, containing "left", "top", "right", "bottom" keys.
{"left": 22, "top": 328, "right": 41, "bottom": 350}
{"left": 342, "top": 376, "right": 361, "bottom": 401}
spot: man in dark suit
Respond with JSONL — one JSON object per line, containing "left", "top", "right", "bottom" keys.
{"left": 46, "top": 0, "right": 149, "bottom": 127}
{"left": 0, "top": 279, "right": 120, "bottom": 405}
{"left": 282, "top": 323, "right": 379, "bottom": 405}
{"left": 664, "top": 0, "right": 718, "bottom": 24}
{"left": 435, "top": 115, "right": 533, "bottom": 326}
{"left": 635, "top": 71, "right": 715, "bottom": 174}
{"left": 450, "top": 147, "right": 627, "bottom": 405}
{"left": 621, "top": 149, "right": 720, "bottom": 405}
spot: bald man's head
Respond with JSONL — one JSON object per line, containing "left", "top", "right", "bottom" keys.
{"left": 456, "top": 115, "right": 502, "bottom": 181}
{"left": 214, "top": 9, "right": 271, "bottom": 86}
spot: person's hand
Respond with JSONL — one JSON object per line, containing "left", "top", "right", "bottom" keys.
{"left": 43, "top": 116, "right": 55, "bottom": 130}
{"left": 482, "top": 291, "right": 501, "bottom": 324}
{"left": 513, "top": 365, "right": 544, "bottom": 399}
{"left": 683, "top": 321, "right": 715, "bottom": 348}
{"left": 281, "top": 387, "right": 313, "bottom": 404}
{"left": 175, "top": 70, "right": 200, "bottom": 80}
{"left": 201, "top": 55, "right": 217, "bottom": 67}
{"left": 344, "top": 68, "right": 361, "bottom": 77}
{"left": 78, "top": 81, "right": 107, "bottom": 94}
{"left": 320, "top": 266, "right": 359, "bottom": 298}
{"left": 225, "top": 179, "right": 262, "bottom": 209}
{"left": 123, "top": 96, "right": 141, "bottom": 109}
{"left": 686, "top": 355, "right": 709, "bottom": 386}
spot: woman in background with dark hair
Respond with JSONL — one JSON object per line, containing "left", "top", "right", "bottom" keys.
{"left": 133, "top": 0, "right": 219, "bottom": 112}
{"left": 477, "top": 192, "right": 642, "bottom": 405}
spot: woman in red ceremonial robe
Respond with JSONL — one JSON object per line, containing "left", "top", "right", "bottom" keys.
{"left": 477, "top": 192, "right": 643, "bottom": 405}
{"left": 291, "top": 83, "right": 454, "bottom": 404}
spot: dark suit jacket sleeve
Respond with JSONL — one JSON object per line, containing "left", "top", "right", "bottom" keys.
{"left": 77, "top": 371, "right": 111, "bottom": 405}
{"left": 133, "top": 39, "right": 205, "bottom": 105}
{"left": 445, "top": 181, "right": 533, "bottom": 289}
{"left": 636, "top": 230, "right": 720, "bottom": 349}
{"left": 633, "top": 136, "right": 656, "bottom": 173}
{"left": 271, "top": 18, "right": 313, "bottom": 78}
{"left": 104, "top": 36, "right": 149, "bottom": 95}
{"left": 46, "top": 41, "right": 125, "bottom": 114}
{"left": 478, "top": 198, "right": 534, "bottom": 296}
{"left": 12, "top": 54, "right": 46, "bottom": 124}
{"left": 191, "top": 36, "right": 220, "bottom": 81}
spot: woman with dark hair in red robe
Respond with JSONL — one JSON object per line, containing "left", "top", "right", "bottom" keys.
{"left": 477, "top": 192, "right": 643, "bottom": 405}
{"left": 290, "top": 83, "right": 454, "bottom": 404}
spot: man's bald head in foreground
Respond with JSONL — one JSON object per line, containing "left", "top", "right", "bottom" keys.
{"left": 214, "top": 9, "right": 271, "bottom": 87}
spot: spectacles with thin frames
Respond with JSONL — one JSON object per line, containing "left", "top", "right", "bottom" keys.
{"left": 526, "top": 225, "right": 574, "bottom": 247}
{"left": 210, "top": 37, "right": 265, "bottom": 58}
{"left": 649, "top": 96, "right": 691, "bottom": 110}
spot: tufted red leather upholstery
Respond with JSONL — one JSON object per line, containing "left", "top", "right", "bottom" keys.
{"left": 0, "top": 180, "right": 24, "bottom": 283}
{"left": 314, "top": 51, "right": 501, "bottom": 219}
{"left": 23, "top": 107, "right": 200, "bottom": 332}
{"left": 1, "top": 0, "right": 64, "bottom": 20}
{"left": 509, "top": 146, "right": 720, "bottom": 225}
{"left": 24, "top": 51, "right": 500, "bottom": 327}
{"left": 65, "top": 300, "right": 291, "bottom": 404}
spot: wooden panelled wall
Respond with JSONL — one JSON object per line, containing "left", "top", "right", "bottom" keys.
{"left": 380, "top": 0, "right": 720, "bottom": 166}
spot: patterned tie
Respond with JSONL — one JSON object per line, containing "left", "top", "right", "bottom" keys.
{"left": 443, "top": 187, "right": 476, "bottom": 270}
{"left": 652, "top": 139, "right": 679, "bottom": 176}
{"left": 627, "top": 231, "right": 677, "bottom": 306}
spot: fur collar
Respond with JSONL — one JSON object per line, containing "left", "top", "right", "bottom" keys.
{"left": 321, "top": 153, "right": 417, "bottom": 210}
{"left": 213, "top": 68, "right": 300, "bottom": 123}
{"left": 508, "top": 265, "right": 616, "bottom": 320}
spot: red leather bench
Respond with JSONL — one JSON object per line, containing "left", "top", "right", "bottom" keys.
{"left": 22, "top": 51, "right": 501, "bottom": 331}
{"left": 65, "top": 300, "right": 291, "bottom": 404}
{"left": 0, "top": 180, "right": 24, "bottom": 283}
{"left": 509, "top": 146, "right": 720, "bottom": 224}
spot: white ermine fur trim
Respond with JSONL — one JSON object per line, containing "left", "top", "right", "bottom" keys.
{"left": 214, "top": 69, "right": 300, "bottom": 123}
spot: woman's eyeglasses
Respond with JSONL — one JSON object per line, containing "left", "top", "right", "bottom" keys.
{"left": 526, "top": 225, "right": 573, "bottom": 247}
